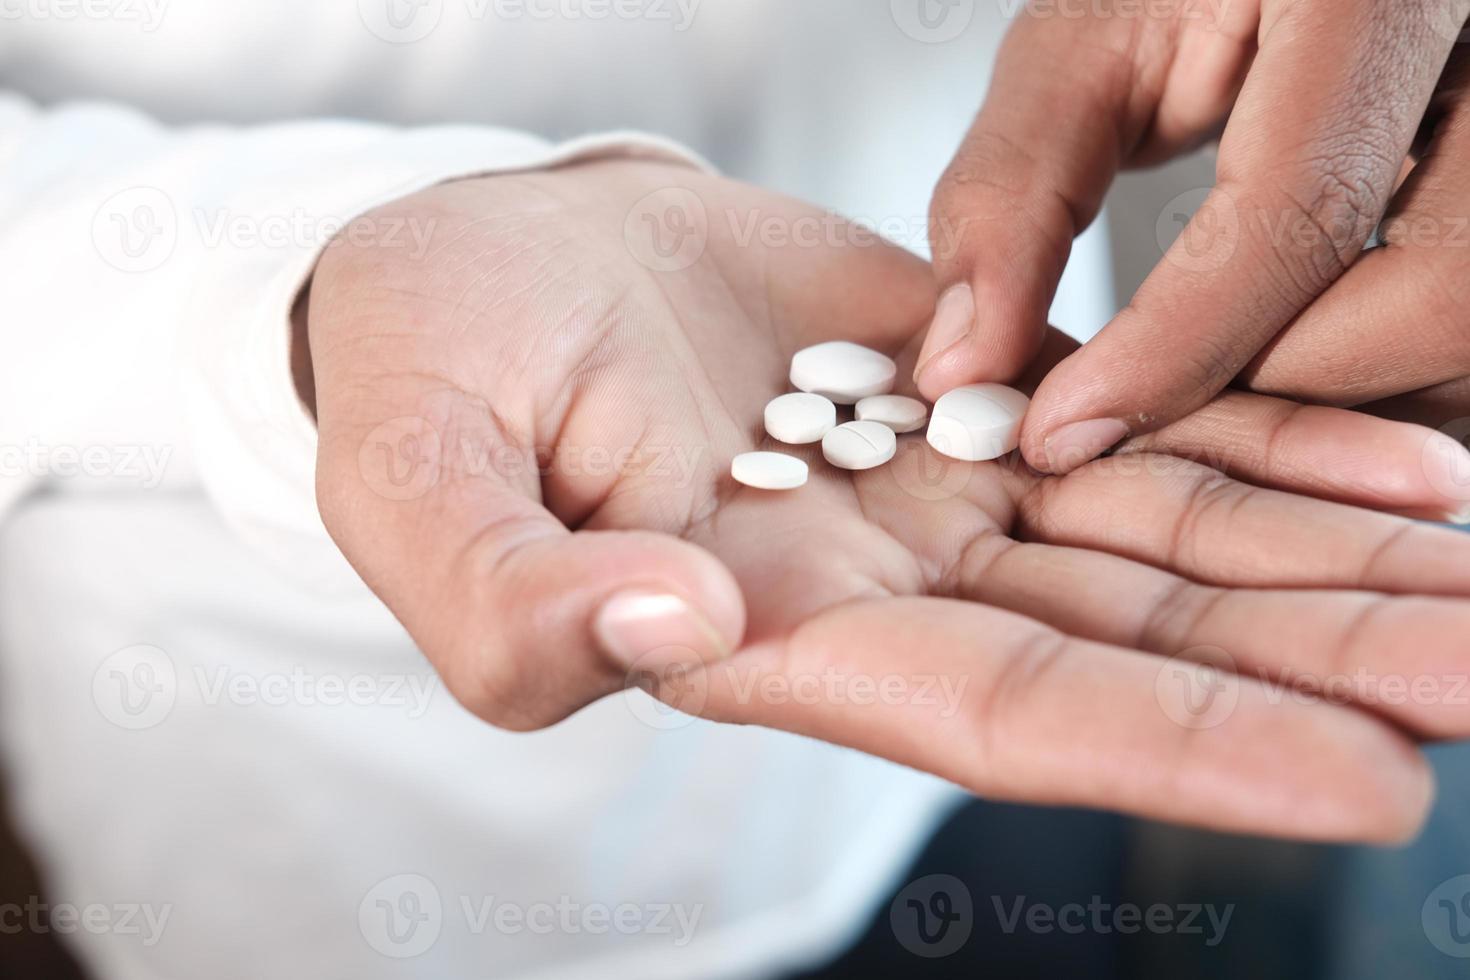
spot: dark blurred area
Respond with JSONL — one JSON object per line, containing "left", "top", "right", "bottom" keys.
{"left": 0, "top": 782, "right": 84, "bottom": 980}
{"left": 794, "top": 801, "right": 1328, "bottom": 980}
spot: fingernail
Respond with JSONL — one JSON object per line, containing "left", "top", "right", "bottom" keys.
{"left": 914, "top": 283, "right": 975, "bottom": 385}
{"left": 1422, "top": 434, "right": 1470, "bottom": 523}
{"left": 1043, "top": 418, "right": 1130, "bottom": 474}
{"left": 594, "top": 590, "right": 729, "bottom": 671}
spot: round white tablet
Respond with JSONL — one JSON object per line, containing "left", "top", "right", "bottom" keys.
{"left": 789, "top": 341, "right": 897, "bottom": 405}
{"left": 764, "top": 393, "right": 837, "bottom": 445}
{"left": 855, "top": 394, "right": 929, "bottom": 434}
{"left": 731, "top": 452, "right": 808, "bottom": 490}
{"left": 822, "top": 421, "right": 898, "bottom": 471}
{"left": 926, "top": 384, "right": 1031, "bottom": 462}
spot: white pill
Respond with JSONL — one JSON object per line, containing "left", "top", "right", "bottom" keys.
{"left": 764, "top": 392, "right": 837, "bottom": 445}
{"left": 856, "top": 394, "right": 929, "bottom": 434}
{"left": 732, "top": 452, "right": 809, "bottom": 490}
{"left": 789, "top": 341, "right": 897, "bottom": 405}
{"left": 926, "top": 384, "right": 1031, "bottom": 462}
{"left": 822, "top": 421, "right": 898, "bottom": 471}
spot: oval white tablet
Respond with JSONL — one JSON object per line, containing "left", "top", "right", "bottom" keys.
{"left": 856, "top": 394, "right": 929, "bottom": 434}
{"left": 764, "top": 393, "right": 837, "bottom": 445}
{"left": 789, "top": 341, "right": 897, "bottom": 405}
{"left": 822, "top": 421, "right": 898, "bottom": 471}
{"left": 732, "top": 452, "right": 808, "bottom": 490}
{"left": 926, "top": 384, "right": 1031, "bottom": 462}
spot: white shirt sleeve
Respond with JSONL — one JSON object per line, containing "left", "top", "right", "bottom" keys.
{"left": 0, "top": 93, "right": 709, "bottom": 585}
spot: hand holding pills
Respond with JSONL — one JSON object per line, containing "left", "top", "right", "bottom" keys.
{"left": 306, "top": 159, "right": 1470, "bottom": 844}
{"left": 922, "top": 0, "right": 1470, "bottom": 494}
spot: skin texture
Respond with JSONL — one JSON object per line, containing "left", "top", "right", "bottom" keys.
{"left": 308, "top": 159, "right": 1470, "bottom": 844}
{"left": 920, "top": 0, "right": 1470, "bottom": 475}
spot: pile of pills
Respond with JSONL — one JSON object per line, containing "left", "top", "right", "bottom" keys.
{"left": 731, "top": 341, "right": 1031, "bottom": 491}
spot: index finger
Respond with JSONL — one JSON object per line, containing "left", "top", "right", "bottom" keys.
{"left": 1023, "top": 2, "right": 1459, "bottom": 473}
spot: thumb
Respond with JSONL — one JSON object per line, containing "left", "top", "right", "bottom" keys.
{"left": 916, "top": 13, "right": 1141, "bottom": 400}
{"left": 317, "top": 404, "right": 745, "bottom": 732}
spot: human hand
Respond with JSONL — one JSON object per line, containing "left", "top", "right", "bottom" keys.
{"left": 1238, "top": 49, "right": 1470, "bottom": 443}
{"left": 308, "top": 158, "right": 1470, "bottom": 842}
{"left": 920, "top": 0, "right": 1470, "bottom": 484}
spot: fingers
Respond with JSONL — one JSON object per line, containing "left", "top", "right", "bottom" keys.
{"left": 1242, "top": 53, "right": 1470, "bottom": 405}
{"left": 916, "top": 13, "right": 1157, "bottom": 397}
{"left": 1363, "top": 375, "right": 1470, "bottom": 430}
{"left": 1121, "top": 391, "right": 1470, "bottom": 523}
{"left": 1016, "top": 454, "right": 1470, "bottom": 595}
{"left": 1017, "top": 327, "right": 1470, "bottom": 520}
{"left": 1021, "top": 2, "right": 1458, "bottom": 473}
{"left": 313, "top": 384, "right": 746, "bottom": 733}
{"left": 691, "top": 597, "right": 1431, "bottom": 843}
{"left": 949, "top": 538, "right": 1470, "bottom": 741}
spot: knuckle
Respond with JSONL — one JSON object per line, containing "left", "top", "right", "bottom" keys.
{"left": 1168, "top": 473, "right": 1248, "bottom": 569}
{"left": 965, "top": 629, "right": 1070, "bottom": 792}
{"left": 436, "top": 531, "right": 572, "bottom": 732}
{"left": 1249, "top": 165, "right": 1381, "bottom": 302}
{"left": 440, "top": 638, "right": 555, "bottom": 732}
{"left": 1289, "top": 165, "right": 1381, "bottom": 275}
{"left": 1109, "top": 300, "right": 1243, "bottom": 401}
{"left": 1176, "top": 328, "right": 1248, "bottom": 400}
{"left": 932, "top": 133, "right": 1080, "bottom": 267}
{"left": 931, "top": 137, "right": 1027, "bottom": 233}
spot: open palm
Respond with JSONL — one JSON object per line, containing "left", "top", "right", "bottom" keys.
{"left": 308, "top": 159, "right": 1470, "bottom": 843}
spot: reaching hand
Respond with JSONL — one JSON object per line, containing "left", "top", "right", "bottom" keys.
{"left": 307, "top": 158, "right": 1470, "bottom": 843}
{"left": 920, "top": 0, "right": 1470, "bottom": 482}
